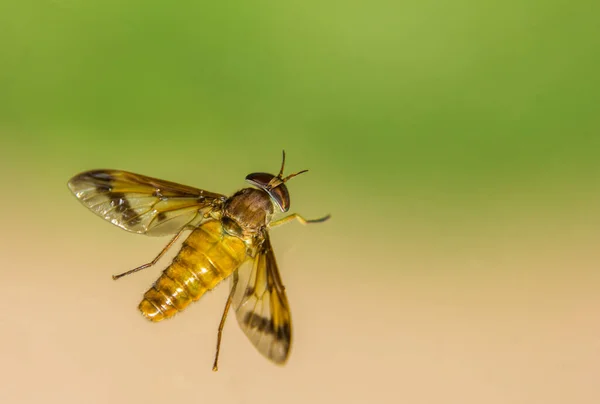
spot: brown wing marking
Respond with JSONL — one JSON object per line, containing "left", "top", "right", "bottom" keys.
{"left": 67, "top": 170, "right": 226, "bottom": 236}
{"left": 231, "top": 231, "right": 292, "bottom": 364}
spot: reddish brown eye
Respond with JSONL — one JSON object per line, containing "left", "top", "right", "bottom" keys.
{"left": 267, "top": 184, "right": 290, "bottom": 212}
{"left": 245, "top": 173, "right": 275, "bottom": 188}
{"left": 246, "top": 172, "right": 291, "bottom": 212}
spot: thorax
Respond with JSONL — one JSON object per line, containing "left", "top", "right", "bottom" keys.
{"left": 221, "top": 188, "right": 274, "bottom": 240}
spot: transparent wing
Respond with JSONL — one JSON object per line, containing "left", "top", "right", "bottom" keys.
{"left": 67, "top": 170, "right": 226, "bottom": 236}
{"left": 231, "top": 232, "right": 292, "bottom": 364}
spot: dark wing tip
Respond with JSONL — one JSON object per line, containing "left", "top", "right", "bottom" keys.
{"left": 68, "top": 170, "right": 115, "bottom": 193}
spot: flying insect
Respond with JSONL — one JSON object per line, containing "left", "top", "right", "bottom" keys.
{"left": 67, "top": 151, "right": 330, "bottom": 370}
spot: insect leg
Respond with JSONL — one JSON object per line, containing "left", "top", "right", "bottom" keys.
{"left": 212, "top": 273, "right": 238, "bottom": 372}
{"left": 112, "top": 225, "right": 194, "bottom": 280}
{"left": 269, "top": 213, "right": 331, "bottom": 228}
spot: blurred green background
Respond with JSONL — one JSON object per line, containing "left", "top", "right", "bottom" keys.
{"left": 1, "top": 1, "right": 599, "bottom": 404}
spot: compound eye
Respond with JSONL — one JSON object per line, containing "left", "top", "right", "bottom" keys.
{"left": 268, "top": 184, "right": 290, "bottom": 212}
{"left": 245, "top": 172, "right": 275, "bottom": 188}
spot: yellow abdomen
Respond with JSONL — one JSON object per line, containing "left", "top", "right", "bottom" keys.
{"left": 139, "top": 220, "right": 246, "bottom": 322}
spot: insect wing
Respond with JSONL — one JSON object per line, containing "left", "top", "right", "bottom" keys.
{"left": 231, "top": 232, "right": 292, "bottom": 364}
{"left": 67, "top": 170, "right": 226, "bottom": 236}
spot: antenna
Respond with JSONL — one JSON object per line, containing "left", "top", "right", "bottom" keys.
{"left": 277, "top": 150, "right": 286, "bottom": 178}
{"left": 283, "top": 169, "right": 308, "bottom": 183}
{"left": 267, "top": 150, "right": 309, "bottom": 189}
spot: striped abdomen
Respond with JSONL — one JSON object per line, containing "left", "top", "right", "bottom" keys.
{"left": 139, "top": 220, "right": 247, "bottom": 322}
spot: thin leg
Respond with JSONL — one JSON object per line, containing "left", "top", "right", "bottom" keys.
{"left": 112, "top": 226, "right": 191, "bottom": 280}
{"left": 213, "top": 275, "right": 238, "bottom": 372}
{"left": 269, "top": 213, "right": 331, "bottom": 228}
